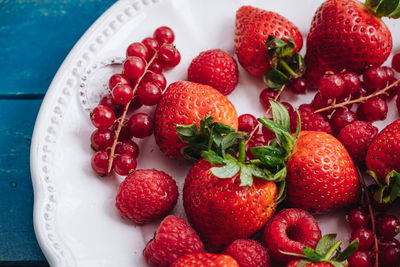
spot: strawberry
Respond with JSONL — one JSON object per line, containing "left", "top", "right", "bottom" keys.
{"left": 253, "top": 101, "right": 360, "bottom": 214}
{"left": 235, "top": 6, "right": 303, "bottom": 77}
{"left": 183, "top": 158, "right": 277, "bottom": 250}
{"left": 171, "top": 253, "right": 239, "bottom": 267}
{"left": 286, "top": 131, "right": 360, "bottom": 213}
{"left": 284, "top": 234, "right": 359, "bottom": 267}
{"left": 366, "top": 119, "right": 400, "bottom": 182}
{"left": 154, "top": 81, "right": 238, "bottom": 160}
{"left": 188, "top": 49, "right": 239, "bottom": 95}
{"left": 305, "top": 0, "right": 398, "bottom": 83}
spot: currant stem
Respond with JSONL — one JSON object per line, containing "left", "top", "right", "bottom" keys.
{"left": 107, "top": 51, "right": 160, "bottom": 173}
{"left": 315, "top": 79, "right": 400, "bottom": 113}
{"left": 357, "top": 167, "right": 379, "bottom": 267}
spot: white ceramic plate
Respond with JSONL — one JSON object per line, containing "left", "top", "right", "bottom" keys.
{"left": 30, "top": 0, "right": 400, "bottom": 266}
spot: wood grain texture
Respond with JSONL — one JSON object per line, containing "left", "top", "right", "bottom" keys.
{"left": 0, "top": 0, "right": 117, "bottom": 265}
{"left": 0, "top": 0, "right": 116, "bottom": 96}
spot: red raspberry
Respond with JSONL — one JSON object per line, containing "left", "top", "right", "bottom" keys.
{"left": 224, "top": 239, "right": 271, "bottom": 267}
{"left": 115, "top": 169, "right": 178, "bottom": 224}
{"left": 290, "top": 105, "right": 332, "bottom": 134}
{"left": 263, "top": 208, "right": 321, "bottom": 263}
{"left": 188, "top": 49, "right": 238, "bottom": 95}
{"left": 337, "top": 121, "right": 378, "bottom": 163}
{"left": 143, "top": 215, "right": 204, "bottom": 267}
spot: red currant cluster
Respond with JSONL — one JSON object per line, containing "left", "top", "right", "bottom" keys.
{"left": 345, "top": 207, "right": 400, "bottom": 266}
{"left": 89, "top": 26, "right": 180, "bottom": 177}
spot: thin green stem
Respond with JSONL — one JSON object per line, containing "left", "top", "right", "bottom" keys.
{"left": 238, "top": 139, "right": 246, "bottom": 163}
{"left": 278, "top": 59, "right": 296, "bottom": 77}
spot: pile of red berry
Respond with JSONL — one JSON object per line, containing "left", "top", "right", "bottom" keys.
{"left": 89, "top": 26, "right": 180, "bottom": 177}
{"left": 345, "top": 207, "right": 400, "bottom": 266}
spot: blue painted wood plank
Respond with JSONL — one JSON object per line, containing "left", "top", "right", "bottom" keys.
{"left": 0, "top": 0, "right": 116, "bottom": 96}
{"left": 0, "top": 99, "right": 47, "bottom": 266}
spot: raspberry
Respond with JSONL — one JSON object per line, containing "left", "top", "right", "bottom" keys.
{"left": 144, "top": 215, "right": 204, "bottom": 267}
{"left": 171, "top": 253, "right": 239, "bottom": 267}
{"left": 115, "top": 169, "right": 178, "bottom": 224}
{"left": 337, "top": 121, "right": 378, "bottom": 163}
{"left": 224, "top": 239, "right": 271, "bottom": 267}
{"left": 290, "top": 105, "right": 332, "bottom": 134}
{"left": 329, "top": 108, "right": 357, "bottom": 134}
{"left": 188, "top": 49, "right": 238, "bottom": 95}
{"left": 263, "top": 208, "right": 321, "bottom": 263}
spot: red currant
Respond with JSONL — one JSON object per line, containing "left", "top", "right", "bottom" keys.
{"left": 123, "top": 56, "right": 146, "bottom": 79}
{"left": 350, "top": 227, "right": 374, "bottom": 249}
{"left": 312, "top": 92, "right": 334, "bottom": 117}
{"left": 158, "top": 44, "right": 180, "bottom": 68}
{"left": 148, "top": 60, "right": 163, "bottom": 73}
{"left": 259, "top": 88, "right": 279, "bottom": 110}
{"left": 238, "top": 114, "right": 258, "bottom": 133}
{"left": 289, "top": 77, "right": 307, "bottom": 94}
{"left": 261, "top": 120, "right": 276, "bottom": 141}
{"left": 126, "top": 42, "right": 149, "bottom": 62}
{"left": 143, "top": 72, "right": 166, "bottom": 90}
{"left": 347, "top": 250, "right": 372, "bottom": 267}
{"left": 109, "top": 73, "right": 130, "bottom": 90}
{"left": 317, "top": 73, "right": 345, "bottom": 99}
{"left": 363, "top": 66, "right": 388, "bottom": 91}
{"left": 114, "top": 154, "right": 137, "bottom": 176}
{"left": 91, "top": 128, "right": 114, "bottom": 151}
{"left": 127, "top": 113, "right": 153, "bottom": 138}
{"left": 136, "top": 82, "right": 162, "bottom": 106}
{"left": 383, "top": 66, "right": 395, "bottom": 81}
{"left": 361, "top": 97, "right": 388, "bottom": 122}
{"left": 380, "top": 244, "right": 400, "bottom": 266}
{"left": 90, "top": 105, "right": 115, "bottom": 129}
{"left": 115, "top": 140, "right": 139, "bottom": 158}
{"left": 330, "top": 109, "right": 357, "bottom": 134}
{"left": 153, "top": 26, "right": 175, "bottom": 44}
{"left": 99, "top": 93, "right": 123, "bottom": 117}
{"left": 91, "top": 150, "right": 110, "bottom": 176}
{"left": 384, "top": 78, "right": 400, "bottom": 99}
{"left": 392, "top": 52, "right": 400, "bottom": 73}
{"left": 128, "top": 96, "right": 143, "bottom": 112}
{"left": 341, "top": 71, "right": 360, "bottom": 96}
{"left": 142, "top": 37, "right": 160, "bottom": 58}
{"left": 345, "top": 208, "right": 369, "bottom": 230}
{"left": 379, "top": 238, "right": 400, "bottom": 249}
{"left": 112, "top": 84, "right": 133, "bottom": 105}
{"left": 111, "top": 122, "right": 133, "bottom": 141}
{"left": 376, "top": 214, "right": 400, "bottom": 240}
{"left": 397, "top": 89, "right": 400, "bottom": 114}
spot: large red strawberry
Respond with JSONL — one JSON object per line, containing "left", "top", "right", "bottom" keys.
{"left": 183, "top": 158, "right": 277, "bottom": 250}
{"left": 285, "top": 131, "right": 360, "bottom": 213}
{"left": 254, "top": 101, "right": 360, "bottom": 214}
{"left": 305, "top": 0, "right": 398, "bottom": 82}
{"left": 154, "top": 81, "right": 238, "bottom": 160}
{"left": 366, "top": 119, "right": 400, "bottom": 182}
{"left": 235, "top": 6, "right": 303, "bottom": 77}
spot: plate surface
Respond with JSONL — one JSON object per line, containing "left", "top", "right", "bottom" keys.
{"left": 30, "top": 0, "right": 400, "bottom": 266}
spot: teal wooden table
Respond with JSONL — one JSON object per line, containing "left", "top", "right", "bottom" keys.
{"left": 0, "top": 1, "right": 116, "bottom": 265}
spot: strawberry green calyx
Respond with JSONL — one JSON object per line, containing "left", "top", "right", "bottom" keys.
{"left": 365, "top": 0, "right": 400, "bottom": 18}
{"left": 368, "top": 170, "right": 400, "bottom": 205}
{"left": 264, "top": 35, "right": 306, "bottom": 90}
{"left": 282, "top": 234, "right": 359, "bottom": 267}
{"left": 177, "top": 115, "right": 246, "bottom": 161}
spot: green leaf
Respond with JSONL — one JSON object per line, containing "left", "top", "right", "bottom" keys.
{"left": 201, "top": 150, "right": 225, "bottom": 165}
{"left": 240, "top": 165, "right": 254, "bottom": 186}
{"left": 316, "top": 234, "right": 337, "bottom": 256}
{"left": 221, "top": 132, "right": 247, "bottom": 152}
{"left": 367, "top": 170, "right": 382, "bottom": 186}
{"left": 270, "top": 100, "right": 290, "bottom": 131}
{"left": 265, "top": 67, "right": 289, "bottom": 90}
{"left": 375, "top": 0, "right": 399, "bottom": 16}
{"left": 250, "top": 146, "right": 285, "bottom": 167}
{"left": 248, "top": 164, "right": 269, "bottom": 179}
{"left": 210, "top": 159, "right": 240, "bottom": 178}
{"left": 294, "top": 109, "right": 301, "bottom": 139}
{"left": 213, "top": 122, "right": 236, "bottom": 134}
{"left": 388, "top": 4, "right": 400, "bottom": 18}
{"left": 389, "top": 171, "right": 400, "bottom": 202}
{"left": 366, "top": 0, "right": 383, "bottom": 8}
{"left": 335, "top": 239, "right": 359, "bottom": 262}
{"left": 301, "top": 247, "right": 323, "bottom": 262}
{"left": 276, "top": 180, "right": 287, "bottom": 204}
{"left": 328, "top": 261, "right": 344, "bottom": 267}
{"left": 177, "top": 124, "right": 198, "bottom": 141}
{"left": 273, "top": 166, "right": 287, "bottom": 182}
